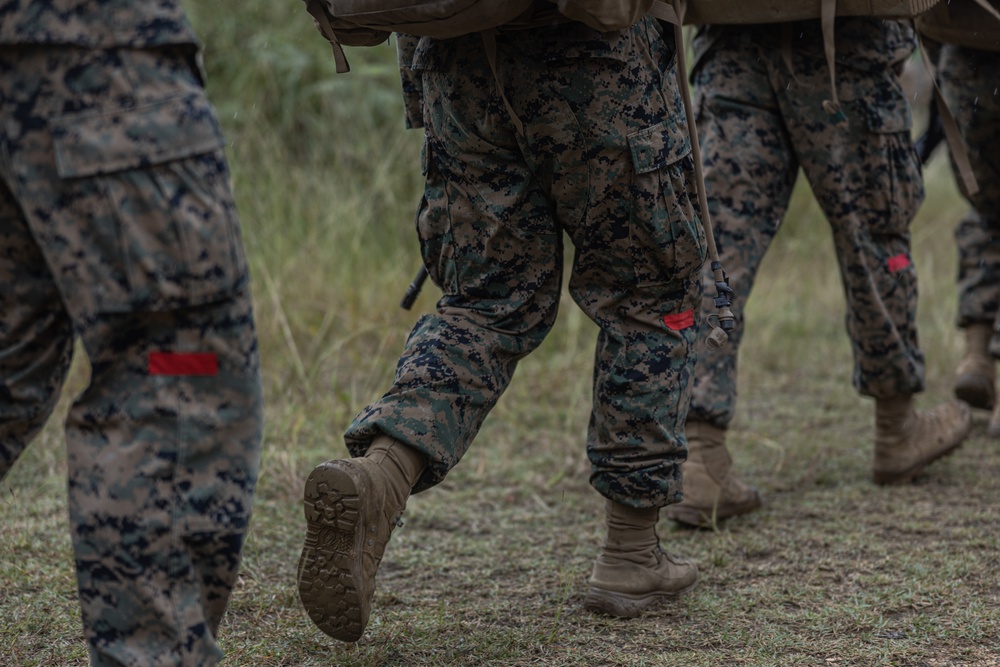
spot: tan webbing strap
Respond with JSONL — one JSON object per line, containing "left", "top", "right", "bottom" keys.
{"left": 971, "top": 0, "right": 1000, "bottom": 22}
{"left": 648, "top": 0, "right": 682, "bottom": 25}
{"left": 917, "top": 33, "right": 979, "bottom": 196}
{"left": 306, "top": 0, "right": 351, "bottom": 73}
{"left": 481, "top": 30, "right": 525, "bottom": 136}
{"left": 820, "top": 0, "right": 845, "bottom": 120}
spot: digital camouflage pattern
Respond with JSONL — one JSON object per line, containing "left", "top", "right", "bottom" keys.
{"left": 937, "top": 44, "right": 1000, "bottom": 343}
{"left": 0, "top": 0, "right": 197, "bottom": 47}
{"left": 0, "top": 13, "right": 263, "bottom": 667}
{"left": 347, "top": 19, "right": 706, "bottom": 509}
{"left": 687, "top": 18, "right": 927, "bottom": 430}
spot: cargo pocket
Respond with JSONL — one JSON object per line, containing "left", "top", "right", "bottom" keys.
{"left": 627, "top": 120, "right": 706, "bottom": 287}
{"left": 859, "top": 98, "right": 923, "bottom": 237}
{"left": 417, "top": 140, "right": 459, "bottom": 296}
{"left": 50, "top": 92, "right": 247, "bottom": 312}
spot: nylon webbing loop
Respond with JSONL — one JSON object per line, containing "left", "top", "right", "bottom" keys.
{"left": 649, "top": 0, "right": 682, "bottom": 24}
{"left": 307, "top": 0, "right": 351, "bottom": 73}
{"left": 820, "top": 0, "right": 845, "bottom": 119}
{"left": 668, "top": 0, "right": 736, "bottom": 341}
{"left": 971, "top": 0, "right": 1000, "bottom": 22}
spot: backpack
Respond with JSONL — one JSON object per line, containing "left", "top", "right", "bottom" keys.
{"left": 303, "top": 0, "right": 680, "bottom": 72}
{"left": 915, "top": 0, "right": 1000, "bottom": 51}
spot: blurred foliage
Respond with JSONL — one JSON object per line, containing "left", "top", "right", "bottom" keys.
{"left": 183, "top": 0, "right": 405, "bottom": 156}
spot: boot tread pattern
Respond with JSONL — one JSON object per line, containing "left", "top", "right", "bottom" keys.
{"left": 298, "top": 464, "right": 368, "bottom": 642}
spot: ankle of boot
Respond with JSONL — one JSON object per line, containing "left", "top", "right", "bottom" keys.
{"left": 685, "top": 421, "right": 727, "bottom": 453}
{"left": 876, "top": 395, "right": 914, "bottom": 423}
{"left": 965, "top": 323, "right": 994, "bottom": 352}
{"left": 602, "top": 500, "right": 659, "bottom": 566}
{"left": 684, "top": 421, "right": 735, "bottom": 491}
{"left": 365, "top": 435, "right": 427, "bottom": 508}
{"left": 874, "top": 395, "right": 918, "bottom": 456}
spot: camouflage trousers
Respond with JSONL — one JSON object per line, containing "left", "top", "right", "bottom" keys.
{"left": 346, "top": 19, "right": 707, "bottom": 509}
{"left": 687, "top": 26, "right": 926, "bottom": 429}
{"left": 0, "top": 46, "right": 263, "bottom": 667}
{"left": 937, "top": 44, "right": 1000, "bottom": 337}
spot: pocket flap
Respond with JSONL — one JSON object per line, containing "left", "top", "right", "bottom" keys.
{"left": 628, "top": 120, "right": 691, "bottom": 174}
{"left": 52, "top": 94, "right": 224, "bottom": 178}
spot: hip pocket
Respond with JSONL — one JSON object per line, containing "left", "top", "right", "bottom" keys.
{"left": 627, "top": 121, "right": 707, "bottom": 287}
{"left": 48, "top": 92, "right": 248, "bottom": 312}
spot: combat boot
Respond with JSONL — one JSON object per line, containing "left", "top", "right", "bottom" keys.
{"left": 585, "top": 500, "right": 698, "bottom": 618}
{"left": 954, "top": 323, "right": 996, "bottom": 410}
{"left": 988, "top": 401, "right": 1000, "bottom": 438}
{"left": 297, "top": 435, "right": 426, "bottom": 642}
{"left": 873, "top": 396, "right": 970, "bottom": 485}
{"left": 663, "top": 421, "right": 761, "bottom": 528}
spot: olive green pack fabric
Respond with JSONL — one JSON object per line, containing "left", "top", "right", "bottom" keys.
{"left": 553, "top": 0, "right": 671, "bottom": 30}
{"left": 683, "top": 0, "right": 939, "bottom": 24}
{"left": 916, "top": 0, "right": 1000, "bottom": 51}
{"left": 303, "top": 0, "right": 535, "bottom": 72}
{"left": 307, "top": 0, "right": 534, "bottom": 46}
{"left": 303, "top": 0, "right": 682, "bottom": 72}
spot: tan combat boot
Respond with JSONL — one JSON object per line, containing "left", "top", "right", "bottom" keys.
{"left": 297, "top": 435, "right": 426, "bottom": 642}
{"left": 663, "top": 421, "right": 762, "bottom": 528}
{"left": 873, "top": 396, "right": 970, "bottom": 485}
{"left": 585, "top": 499, "right": 698, "bottom": 618}
{"left": 988, "top": 402, "right": 1000, "bottom": 438}
{"left": 954, "top": 323, "right": 996, "bottom": 410}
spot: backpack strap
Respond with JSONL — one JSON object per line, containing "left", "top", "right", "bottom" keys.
{"left": 306, "top": 0, "right": 352, "bottom": 73}
{"left": 819, "top": 0, "right": 846, "bottom": 121}
{"left": 648, "top": 0, "right": 683, "bottom": 24}
{"left": 663, "top": 0, "right": 737, "bottom": 343}
{"left": 972, "top": 0, "right": 1000, "bottom": 22}
{"left": 916, "top": 31, "right": 980, "bottom": 196}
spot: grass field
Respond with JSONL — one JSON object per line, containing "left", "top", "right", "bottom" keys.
{"left": 1, "top": 3, "right": 998, "bottom": 666}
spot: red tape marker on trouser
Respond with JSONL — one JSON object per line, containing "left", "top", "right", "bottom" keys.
{"left": 149, "top": 351, "right": 220, "bottom": 376}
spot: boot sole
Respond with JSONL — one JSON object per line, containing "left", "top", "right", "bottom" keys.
{"left": 954, "top": 373, "right": 995, "bottom": 410}
{"left": 297, "top": 462, "right": 369, "bottom": 642}
{"left": 663, "top": 494, "right": 762, "bottom": 529}
{"left": 873, "top": 439, "right": 964, "bottom": 485}
{"left": 584, "top": 578, "right": 699, "bottom": 619}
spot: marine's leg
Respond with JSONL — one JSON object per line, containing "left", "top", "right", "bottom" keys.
{"left": 938, "top": 45, "right": 1000, "bottom": 415}
{"left": 3, "top": 43, "right": 263, "bottom": 666}
{"left": 67, "top": 294, "right": 262, "bottom": 667}
{"left": 500, "top": 18, "right": 705, "bottom": 612}
{"left": 298, "top": 33, "right": 565, "bottom": 641}
{"left": 666, "top": 30, "right": 798, "bottom": 527}
{"left": 783, "top": 34, "right": 969, "bottom": 483}
{"left": 0, "top": 166, "right": 75, "bottom": 481}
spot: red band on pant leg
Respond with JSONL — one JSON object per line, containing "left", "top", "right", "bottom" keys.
{"left": 148, "top": 352, "right": 219, "bottom": 376}
{"left": 662, "top": 309, "right": 695, "bottom": 330}
{"left": 887, "top": 254, "right": 911, "bottom": 273}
